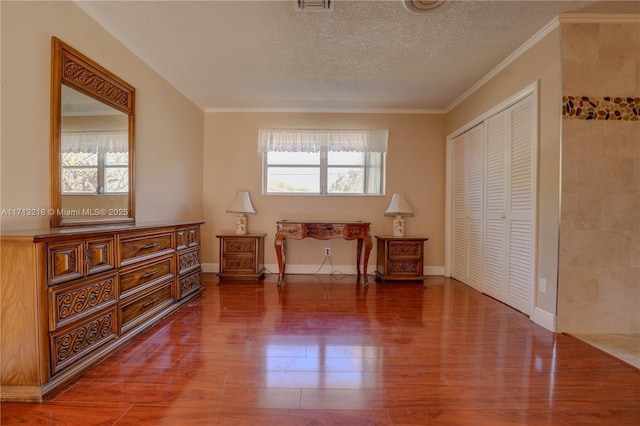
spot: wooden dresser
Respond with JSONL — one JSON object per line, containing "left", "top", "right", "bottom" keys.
{"left": 0, "top": 221, "right": 203, "bottom": 402}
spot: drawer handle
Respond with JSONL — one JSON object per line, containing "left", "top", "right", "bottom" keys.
{"left": 142, "top": 297, "right": 160, "bottom": 308}
{"left": 141, "top": 270, "right": 158, "bottom": 279}
{"left": 142, "top": 243, "right": 160, "bottom": 249}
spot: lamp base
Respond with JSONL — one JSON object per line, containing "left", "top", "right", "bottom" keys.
{"left": 235, "top": 214, "right": 248, "bottom": 235}
{"left": 392, "top": 215, "right": 405, "bottom": 237}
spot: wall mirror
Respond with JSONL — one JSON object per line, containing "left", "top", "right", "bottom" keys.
{"left": 50, "top": 37, "right": 135, "bottom": 227}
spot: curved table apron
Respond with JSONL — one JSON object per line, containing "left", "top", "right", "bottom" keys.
{"left": 274, "top": 221, "right": 372, "bottom": 285}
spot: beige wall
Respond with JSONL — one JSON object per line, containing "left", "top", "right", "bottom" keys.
{"left": 203, "top": 112, "right": 445, "bottom": 272}
{"left": 0, "top": 1, "right": 204, "bottom": 232}
{"left": 445, "top": 28, "right": 563, "bottom": 317}
{"left": 557, "top": 22, "right": 640, "bottom": 333}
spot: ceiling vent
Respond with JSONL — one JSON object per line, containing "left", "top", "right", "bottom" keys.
{"left": 295, "top": 0, "right": 334, "bottom": 13}
{"left": 403, "top": 1, "right": 446, "bottom": 13}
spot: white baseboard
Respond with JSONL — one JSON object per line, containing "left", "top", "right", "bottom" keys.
{"left": 424, "top": 266, "right": 444, "bottom": 276}
{"left": 202, "top": 263, "right": 217, "bottom": 273}
{"left": 533, "top": 307, "right": 557, "bottom": 332}
{"left": 202, "top": 263, "right": 445, "bottom": 276}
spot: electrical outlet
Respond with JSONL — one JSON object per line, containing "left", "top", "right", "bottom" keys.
{"left": 539, "top": 278, "right": 547, "bottom": 294}
{"left": 324, "top": 247, "right": 331, "bottom": 256}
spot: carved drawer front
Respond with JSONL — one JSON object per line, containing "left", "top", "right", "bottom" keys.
{"left": 186, "top": 227, "right": 200, "bottom": 247}
{"left": 86, "top": 238, "right": 115, "bottom": 275}
{"left": 120, "top": 280, "right": 174, "bottom": 333}
{"left": 304, "top": 224, "right": 345, "bottom": 239}
{"left": 388, "top": 241, "right": 422, "bottom": 259}
{"left": 223, "top": 257, "right": 255, "bottom": 272}
{"left": 119, "top": 232, "right": 174, "bottom": 266}
{"left": 48, "top": 238, "right": 116, "bottom": 286}
{"left": 119, "top": 255, "right": 174, "bottom": 299}
{"left": 388, "top": 259, "right": 421, "bottom": 274}
{"left": 178, "top": 247, "right": 200, "bottom": 275}
{"left": 49, "top": 271, "right": 118, "bottom": 331}
{"left": 48, "top": 241, "right": 84, "bottom": 285}
{"left": 176, "top": 228, "right": 188, "bottom": 250}
{"left": 223, "top": 238, "right": 256, "bottom": 254}
{"left": 345, "top": 225, "right": 366, "bottom": 238}
{"left": 279, "top": 223, "right": 302, "bottom": 238}
{"left": 177, "top": 226, "right": 200, "bottom": 250}
{"left": 50, "top": 306, "right": 118, "bottom": 375}
{"left": 178, "top": 268, "right": 202, "bottom": 300}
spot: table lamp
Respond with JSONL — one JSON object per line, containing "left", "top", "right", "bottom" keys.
{"left": 226, "top": 191, "right": 256, "bottom": 234}
{"left": 384, "top": 193, "right": 414, "bottom": 237}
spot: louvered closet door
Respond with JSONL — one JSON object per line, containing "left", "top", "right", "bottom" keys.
{"left": 451, "top": 124, "right": 483, "bottom": 290}
{"left": 452, "top": 135, "right": 467, "bottom": 282}
{"left": 505, "top": 96, "right": 536, "bottom": 316}
{"left": 483, "top": 112, "right": 507, "bottom": 301}
{"left": 482, "top": 94, "right": 536, "bottom": 316}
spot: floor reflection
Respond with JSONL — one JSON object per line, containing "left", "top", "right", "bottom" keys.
{"left": 3, "top": 274, "right": 638, "bottom": 425}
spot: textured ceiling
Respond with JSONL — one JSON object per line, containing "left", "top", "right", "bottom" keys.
{"left": 75, "top": 0, "right": 637, "bottom": 112}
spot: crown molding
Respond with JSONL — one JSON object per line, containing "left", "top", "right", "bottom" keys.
{"left": 445, "top": 12, "right": 639, "bottom": 113}
{"left": 445, "top": 15, "right": 560, "bottom": 113}
{"left": 559, "top": 13, "right": 640, "bottom": 24}
{"left": 205, "top": 107, "right": 446, "bottom": 114}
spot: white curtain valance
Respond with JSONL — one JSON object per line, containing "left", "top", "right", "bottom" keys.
{"left": 61, "top": 131, "right": 128, "bottom": 154}
{"left": 257, "top": 129, "right": 389, "bottom": 153}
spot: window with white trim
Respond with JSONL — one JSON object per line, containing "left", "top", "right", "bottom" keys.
{"left": 258, "top": 129, "right": 388, "bottom": 195}
{"left": 61, "top": 131, "right": 129, "bottom": 194}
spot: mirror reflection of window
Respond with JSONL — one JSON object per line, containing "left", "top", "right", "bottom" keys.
{"left": 61, "top": 131, "right": 129, "bottom": 194}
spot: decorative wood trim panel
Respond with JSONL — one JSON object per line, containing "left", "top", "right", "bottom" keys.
{"left": 57, "top": 41, "right": 133, "bottom": 115}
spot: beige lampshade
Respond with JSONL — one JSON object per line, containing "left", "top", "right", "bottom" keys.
{"left": 384, "top": 193, "right": 414, "bottom": 217}
{"left": 226, "top": 191, "right": 256, "bottom": 214}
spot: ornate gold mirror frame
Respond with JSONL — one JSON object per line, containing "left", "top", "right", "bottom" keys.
{"left": 50, "top": 37, "right": 135, "bottom": 227}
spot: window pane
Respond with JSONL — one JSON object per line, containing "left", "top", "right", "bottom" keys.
{"left": 267, "top": 167, "right": 320, "bottom": 193}
{"left": 105, "top": 167, "right": 129, "bottom": 193}
{"left": 62, "top": 168, "right": 98, "bottom": 193}
{"left": 62, "top": 151, "right": 98, "bottom": 167}
{"left": 105, "top": 152, "right": 128, "bottom": 166}
{"left": 328, "top": 151, "right": 364, "bottom": 166}
{"left": 328, "top": 167, "right": 364, "bottom": 193}
{"left": 268, "top": 152, "right": 320, "bottom": 165}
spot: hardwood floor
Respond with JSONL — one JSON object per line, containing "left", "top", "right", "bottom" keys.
{"left": 2, "top": 273, "right": 639, "bottom": 425}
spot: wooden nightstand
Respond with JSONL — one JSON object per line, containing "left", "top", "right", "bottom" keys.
{"left": 216, "top": 233, "right": 266, "bottom": 280}
{"left": 375, "top": 236, "right": 429, "bottom": 282}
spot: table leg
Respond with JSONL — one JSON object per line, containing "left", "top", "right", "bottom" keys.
{"left": 275, "top": 236, "right": 286, "bottom": 285}
{"left": 362, "top": 232, "right": 372, "bottom": 285}
{"left": 356, "top": 238, "right": 363, "bottom": 277}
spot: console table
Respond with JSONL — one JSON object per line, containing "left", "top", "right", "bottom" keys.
{"left": 274, "top": 221, "right": 372, "bottom": 285}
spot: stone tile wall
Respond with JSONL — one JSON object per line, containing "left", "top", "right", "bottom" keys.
{"left": 558, "top": 22, "right": 640, "bottom": 333}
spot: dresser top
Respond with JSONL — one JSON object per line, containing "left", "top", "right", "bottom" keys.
{"left": 1, "top": 220, "right": 205, "bottom": 242}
